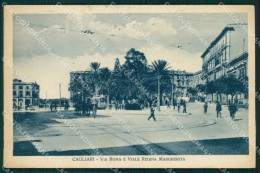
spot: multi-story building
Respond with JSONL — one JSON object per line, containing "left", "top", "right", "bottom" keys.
{"left": 200, "top": 23, "right": 248, "bottom": 103}
{"left": 191, "top": 70, "right": 205, "bottom": 87}
{"left": 171, "top": 70, "right": 193, "bottom": 97}
{"left": 13, "top": 79, "right": 40, "bottom": 109}
{"left": 201, "top": 23, "right": 248, "bottom": 82}
{"left": 168, "top": 70, "right": 206, "bottom": 100}
{"left": 226, "top": 51, "right": 248, "bottom": 79}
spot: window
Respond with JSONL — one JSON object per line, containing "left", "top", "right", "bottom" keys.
{"left": 13, "top": 91, "right": 16, "bottom": 96}
{"left": 26, "top": 91, "right": 30, "bottom": 96}
{"left": 215, "top": 58, "right": 220, "bottom": 66}
{"left": 19, "top": 86, "right": 23, "bottom": 89}
{"left": 19, "top": 91, "right": 23, "bottom": 97}
{"left": 239, "top": 67, "right": 246, "bottom": 78}
{"left": 26, "top": 86, "right": 30, "bottom": 90}
{"left": 13, "top": 85, "right": 15, "bottom": 89}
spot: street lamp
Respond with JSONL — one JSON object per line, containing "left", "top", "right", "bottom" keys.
{"left": 171, "top": 78, "right": 174, "bottom": 106}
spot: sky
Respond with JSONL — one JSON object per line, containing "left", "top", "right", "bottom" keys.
{"left": 13, "top": 13, "right": 247, "bottom": 98}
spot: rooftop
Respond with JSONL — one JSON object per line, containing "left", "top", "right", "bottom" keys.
{"left": 201, "top": 26, "right": 234, "bottom": 58}
{"left": 13, "top": 79, "right": 39, "bottom": 86}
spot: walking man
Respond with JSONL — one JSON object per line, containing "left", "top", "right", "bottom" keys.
{"left": 50, "top": 102, "right": 53, "bottom": 112}
{"left": 64, "top": 102, "right": 70, "bottom": 111}
{"left": 54, "top": 102, "right": 57, "bottom": 112}
{"left": 167, "top": 101, "right": 170, "bottom": 109}
{"left": 216, "top": 101, "right": 222, "bottom": 118}
{"left": 183, "top": 100, "right": 187, "bottom": 113}
{"left": 173, "top": 100, "right": 176, "bottom": 110}
{"left": 177, "top": 103, "right": 181, "bottom": 113}
{"left": 92, "top": 104, "right": 97, "bottom": 118}
{"left": 229, "top": 102, "right": 238, "bottom": 120}
{"left": 148, "top": 106, "right": 156, "bottom": 121}
{"left": 166, "top": 98, "right": 170, "bottom": 108}
{"left": 203, "top": 102, "right": 208, "bottom": 115}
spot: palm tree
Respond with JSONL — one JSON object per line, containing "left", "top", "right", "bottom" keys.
{"left": 89, "top": 62, "right": 101, "bottom": 96}
{"left": 152, "top": 60, "right": 171, "bottom": 111}
{"left": 99, "top": 67, "right": 111, "bottom": 109}
{"left": 89, "top": 62, "right": 101, "bottom": 77}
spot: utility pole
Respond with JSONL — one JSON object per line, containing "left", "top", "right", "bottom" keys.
{"left": 45, "top": 90, "right": 47, "bottom": 108}
{"left": 171, "top": 80, "right": 174, "bottom": 106}
{"left": 59, "top": 83, "right": 61, "bottom": 109}
{"left": 243, "top": 38, "right": 245, "bottom": 53}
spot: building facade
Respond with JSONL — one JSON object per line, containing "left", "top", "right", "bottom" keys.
{"left": 200, "top": 24, "right": 248, "bottom": 103}
{"left": 171, "top": 70, "right": 193, "bottom": 97}
{"left": 13, "top": 79, "right": 40, "bottom": 109}
{"left": 226, "top": 51, "right": 248, "bottom": 79}
{"left": 191, "top": 70, "right": 205, "bottom": 87}
{"left": 201, "top": 24, "right": 248, "bottom": 82}
{"left": 169, "top": 70, "right": 206, "bottom": 99}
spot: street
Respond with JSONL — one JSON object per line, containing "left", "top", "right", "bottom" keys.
{"left": 13, "top": 102, "right": 249, "bottom": 155}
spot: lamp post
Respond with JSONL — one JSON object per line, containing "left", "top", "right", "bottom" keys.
{"left": 171, "top": 78, "right": 174, "bottom": 106}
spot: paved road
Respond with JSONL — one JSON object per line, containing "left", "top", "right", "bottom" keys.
{"left": 13, "top": 102, "right": 249, "bottom": 155}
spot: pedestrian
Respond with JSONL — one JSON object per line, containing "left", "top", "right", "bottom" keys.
{"left": 92, "top": 104, "right": 97, "bottom": 118}
{"left": 177, "top": 103, "right": 181, "bottom": 113}
{"left": 165, "top": 98, "right": 170, "bottom": 108}
{"left": 233, "top": 103, "right": 238, "bottom": 119}
{"left": 203, "top": 102, "right": 208, "bottom": 115}
{"left": 54, "top": 102, "right": 57, "bottom": 112}
{"left": 228, "top": 102, "right": 233, "bottom": 119}
{"left": 50, "top": 102, "right": 53, "bottom": 112}
{"left": 148, "top": 106, "right": 156, "bottom": 121}
{"left": 229, "top": 102, "right": 238, "bottom": 120}
{"left": 180, "top": 99, "right": 183, "bottom": 106}
{"left": 115, "top": 102, "right": 118, "bottom": 110}
{"left": 64, "top": 102, "right": 70, "bottom": 111}
{"left": 167, "top": 101, "right": 170, "bottom": 108}
{"left": 216, "top": 101, "right": 222, "bottom": 118}
{"left": 183, "top": 100, "right": 187, "bottom": 113}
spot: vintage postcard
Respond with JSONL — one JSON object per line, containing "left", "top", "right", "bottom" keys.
{"left": 3, "top": 5, "right": 256, "bottom": 168}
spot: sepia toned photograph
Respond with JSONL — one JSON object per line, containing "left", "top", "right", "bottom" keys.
{"left": 3, "top": 5, "right": 256, "bottom": 168}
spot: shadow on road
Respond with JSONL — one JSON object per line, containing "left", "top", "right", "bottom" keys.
{"left": 13, "top": 137, "right": 249, "bottom": 156}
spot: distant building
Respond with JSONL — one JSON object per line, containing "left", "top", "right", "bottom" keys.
{"left": 170, "top": 70, "right": 205, "bottom": 98}
{"left": 171, "top": 70, "right": 193, "bottom": 97}
{"left": 13, "top": 79, "right": 40, "bottom": 108}
{"left": 191, "top": 70, "right": 205, "bottom": 87}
